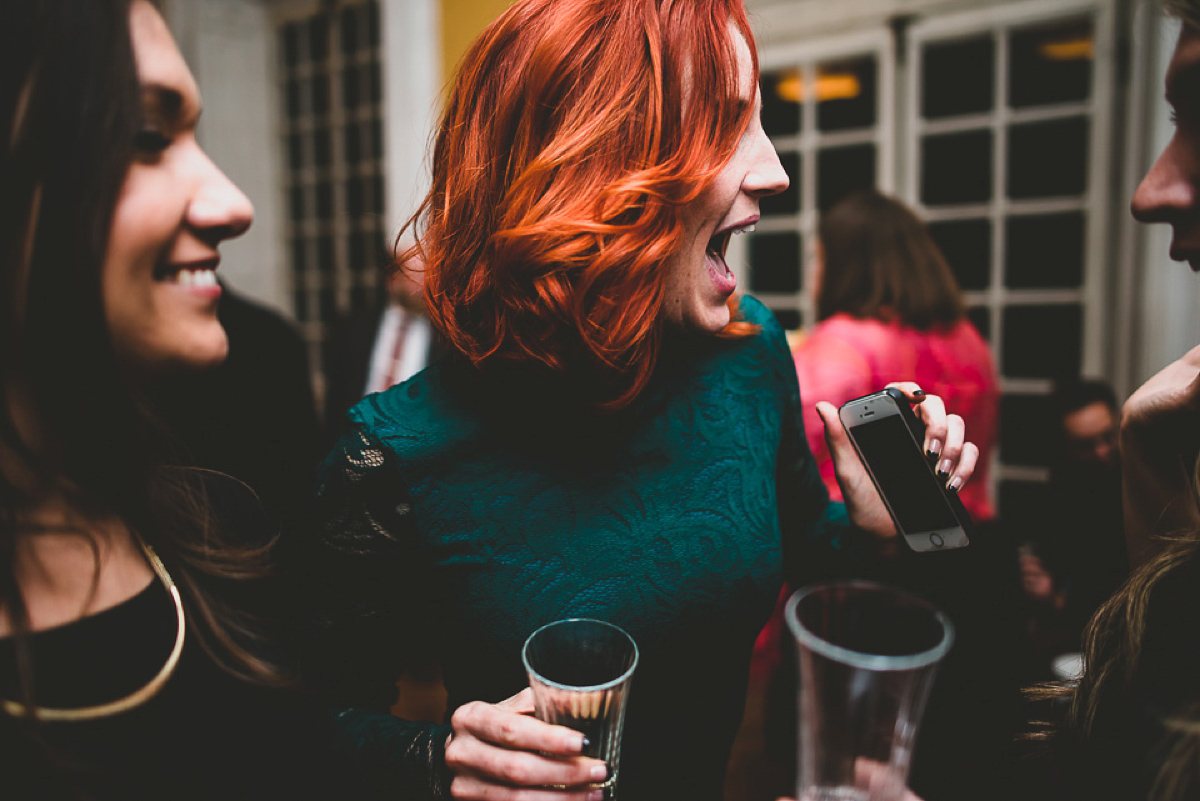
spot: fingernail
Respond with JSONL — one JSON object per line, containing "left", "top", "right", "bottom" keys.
{"left": 578, "top": 735, "right": 591, "bottom": 751}
{"left": 588, "top": 791, "right": 605, "bottom": 801}
{"left": 913, "top": 388, "right": 926, "bottom": 397}
{"left": 927, "top": 439, "right": 942, "bottom": 458}
{"left": 948, "top": 476, "right": 963, "bottom": 492}
{"left": 590, "top": 763, "right": 609, "bottom": 781}
{"left": 938, "top": 459, "right": 953, "bottom": 476}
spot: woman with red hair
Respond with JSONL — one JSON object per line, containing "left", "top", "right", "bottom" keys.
{"left": 303, "top": 1, "right": 978, "bottom": 799}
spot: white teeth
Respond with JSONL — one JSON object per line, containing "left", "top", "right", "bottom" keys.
{"left": 172, "top": 268, "right": 218, "bottom": 287}
{"left": 731, "top": 224, "right": 756, "bottom": 235}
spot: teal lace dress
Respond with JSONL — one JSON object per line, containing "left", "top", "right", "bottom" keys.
{"left": 305, "top": 296, "right": 856, "bottom": 800}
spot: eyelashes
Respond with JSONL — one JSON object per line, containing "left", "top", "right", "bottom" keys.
{"left": 134, "top": 129, "right": 172, "bottom": 154}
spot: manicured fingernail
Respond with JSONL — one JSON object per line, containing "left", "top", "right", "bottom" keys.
{"left": 913, "top": 388, "right": 926, "bottom": 397}
{"left": 590, "top": 763, "right": 609, "bottom": 781}
{"left": 948, "top": 476, "right": 963, "bottom": 492}
{"left": 938, "top": 459, "right": 953, "bottom": 476}
{"left": 578, "top": 735, "right": 591, "bottom": 751}
{"left": 927, "top": 439, "right": 942, "bottom": 458}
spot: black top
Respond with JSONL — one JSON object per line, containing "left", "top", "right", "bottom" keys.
{"left": 0, "top": 575, "right": 372, "bottom": 801}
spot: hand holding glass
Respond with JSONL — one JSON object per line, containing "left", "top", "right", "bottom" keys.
{"left": 522, "top": 618, "right": 638, "bottom": 793}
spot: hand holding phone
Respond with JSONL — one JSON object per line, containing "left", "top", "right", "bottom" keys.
{"left": 838, "top": 388, "right": 973, "bottom": 552}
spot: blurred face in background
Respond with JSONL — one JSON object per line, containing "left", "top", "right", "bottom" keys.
{"left": 103, "top": 0, "right": 253, "bottom": 378}
{"left": 1131, "top": 24, "right": 1200, "bottom": 270}
{"left": 1063, "top": 400, "right": 1120, "bottom": 469}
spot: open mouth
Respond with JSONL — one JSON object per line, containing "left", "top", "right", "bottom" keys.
{"left": 706, "top": 221, "right": 757, "bottom": 273}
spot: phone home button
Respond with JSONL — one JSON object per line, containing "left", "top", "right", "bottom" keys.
{"left": 929, "top": 532, "right": 945, "bottom": 548}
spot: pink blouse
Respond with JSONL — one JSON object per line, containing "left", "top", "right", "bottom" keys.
{"left": 793, "top": 313, "right": 998, "bottom": 522}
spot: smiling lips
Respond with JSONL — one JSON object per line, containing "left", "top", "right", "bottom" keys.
{"left": 706, "top": 218, "right": 757, "bottom": 294}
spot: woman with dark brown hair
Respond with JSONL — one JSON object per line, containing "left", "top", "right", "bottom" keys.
{"left": 794, "top": 189, "right": 998, "bottom": 524}
{"left": 304, "top": 3, "right": 979, "bottom": 800}
{"left": 0, "top": 1, "right": 368, "bottom": 796}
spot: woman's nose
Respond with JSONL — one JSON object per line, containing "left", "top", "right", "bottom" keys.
{"left": 188, "top": 152, "right": 254, "bottom": 243}
{"left": 1131, "top": 138, "right": 1195, "bottom": 224}
{"left": 744, "top": 134, "right": 790, "bottom": 199}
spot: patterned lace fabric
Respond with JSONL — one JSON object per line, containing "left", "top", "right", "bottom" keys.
{"left": 304, "top": 296, "right": 853, "bottom": 801}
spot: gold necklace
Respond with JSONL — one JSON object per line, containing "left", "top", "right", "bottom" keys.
{"left": 0, "top": 535, "right": 186, "bottom": 721}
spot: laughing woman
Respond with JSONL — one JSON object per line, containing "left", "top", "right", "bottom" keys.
{"left": 305, "top": 1, "right": 978, "bottom": 800}
{"left": 0, "top": 1, "right": 367, "bottom": 796}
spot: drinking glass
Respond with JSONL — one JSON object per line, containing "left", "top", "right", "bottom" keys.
{"left": 784, "top": 581, "right": 953, "bottom": 801}
{"left": 522, "top": 618, "right": 639, "bottom": 794}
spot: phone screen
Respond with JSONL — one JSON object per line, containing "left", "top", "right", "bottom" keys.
{"left": 851, "top": 415, "right": 959, "bottom": 534}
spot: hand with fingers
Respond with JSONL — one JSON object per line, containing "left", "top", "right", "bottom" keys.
{"left": 1120, "top": 343, "right": 1200, "bottom": 568}
{"left": 813, "top": 382, "right": 980, "bottom": 541}
{"left": 444, "top": 688, "right": 609, "bottom": 801}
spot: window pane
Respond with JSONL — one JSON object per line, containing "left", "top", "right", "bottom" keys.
{"left": 817, "top": 56, "right": 876, "bottom": 132}
{"left": 288, "top": 132, "right": 305, "bottom": 170}
{"left": 310, "top": 73, "right": 330, "bottom": 116}
{"left": 316, "top": 181, "right": 333, "bottom": 218}
{"left": 372, "top": 174, "right": 385, "bottom": 214}
{"left": 817, "top": 144, "right": 875, "bottom": 212}
{"left": 371, "top": 118, "right": 384, "bottom": 159}
{"left": 282, "top": 23, "right": 303, "bottom": 66}
{"left": 293, "top": 287, "right": 309, "bottom": 321}
{"left": 368, "top": 62, "right": 382, "bottom": 104}
{"left": 319, "top": 287, "right": 337, "bottom": 322}
{"left": 1009, "top": 19, "right": 1092, "bottom": 108}
{"left": 1005, "top": 212, "right": 1085, "bottom": 289}
{"left": 1007, "top": 117, "right": 1089, "bottom": 199}
{"left": 308, "top": 14, "right": 329, "bottom": 62}
{"left": 928, "top": 218, "right": 990, "bottom": 290}
{"left": 760, "top": 151, "right": 800, "bottom": 217}
{"left": 291, "top": 238, "right": 308, "bottom": 274}
{"left": 345, "top": 176, "right": 364, "bottom": 217}
{"left": 340, "top": 6, "right": 359, "bottom": 55}
{"left": 344, "top": 123, "right": 361, "bottom": 164}
{"left": 314, "top": 127, "right": 332, "bottom": 168}
{"left": 318, "top": 234, "right": 335, "bottom": 273}
{"left": 773, "top": 308, "right": 802, "bottom": 331}
{"left": 749, "top": 232, "right": 802, "bottom": 293}
{"left": 967, "top": 306, "right": 991, "bottom": 341}
{"left": 290, "top": 185, "right": 306, "bottom": 222}
{"left": 342, "top": 66, "right": 360, "bottom": 109}
{"left": 999, "top": 393, "right": 1056, "bottom": 466}
{"left": 1002, "top": 303, "right": 1082, "bottom": 378}
{"left": 921, "top": 36, "right": 994, "bottom": 119}
{"left": 921, "top": 130, "right": 992, "bottom": 205}
{"left": 286, "top": 78, "right": 304, "bottom": 118}
{"left": 367, "top": 1, "right": 380, "bottom": 48}
{"left": 761, "top": 68, "right": 801, "bottom": 137}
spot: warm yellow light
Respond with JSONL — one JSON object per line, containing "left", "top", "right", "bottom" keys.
{"left": 1039, "top": 37, "right": 1093, "bottom": 60}
{"left": 774, "top": 70, "right": 862, "bottom": 104}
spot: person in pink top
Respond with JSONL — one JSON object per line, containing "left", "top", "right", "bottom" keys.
{"left": 794, "top": 189, "right": 999, "bottom": 523}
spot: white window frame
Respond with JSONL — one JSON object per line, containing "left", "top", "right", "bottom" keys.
{"left": 739, "top": 28, "right": 895, "bottom": 329}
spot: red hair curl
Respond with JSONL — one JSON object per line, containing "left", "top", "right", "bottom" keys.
{"left": 403, "top": 0, "right": 759, "bottom": 409}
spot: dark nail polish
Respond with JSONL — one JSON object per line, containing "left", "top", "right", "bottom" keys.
{"left": 926, "top": 450, "right": 938, "bottom": 460}
{"left": 936, "top": 470, "right": 950, "bottom": 480}
{"left": 913, "top": 389, "right": 926, "bottom": 397}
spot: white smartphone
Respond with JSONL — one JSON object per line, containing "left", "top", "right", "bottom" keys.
{"left": 838, "top": 388, "right": 972, "bottom": 552}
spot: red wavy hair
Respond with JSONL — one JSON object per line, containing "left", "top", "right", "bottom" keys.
{"left": 403, "top": 0, "right": 759, "bottom": 409}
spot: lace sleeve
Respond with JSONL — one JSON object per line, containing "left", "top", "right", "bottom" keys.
{"left": 302, "top": 425, "right": 453, "bottom": 800}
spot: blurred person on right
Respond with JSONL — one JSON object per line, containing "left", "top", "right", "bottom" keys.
{"left": 1032, "top": 1, "right": 1200, "bottom": 799}
{"left": 1018, "top": 378, "right": 1127, "bottom": 680}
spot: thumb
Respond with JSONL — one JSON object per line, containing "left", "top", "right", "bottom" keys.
{"left": 816, "top": 401, "right": 854, "bottom": 464}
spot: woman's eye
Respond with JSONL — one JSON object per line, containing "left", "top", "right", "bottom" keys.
{"left": 134, "top": 129, "right": 172, "bottom": 153}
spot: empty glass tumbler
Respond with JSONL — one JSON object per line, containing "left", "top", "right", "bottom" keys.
{"left": 785, "top": 581, "right": 953, "bottom": 801}
{"left": 522, "top": 618, "right": 639, "bottom": 793}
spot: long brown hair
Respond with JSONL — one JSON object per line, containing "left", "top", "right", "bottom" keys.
{"left": 816, "top": 189, "right": 966, "bottom": 329}
{"left": 408, "top": 0, "right": 758, "bottom": 410}
{"left": 0, "top": 0, "right": 283, "bottom": 725}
